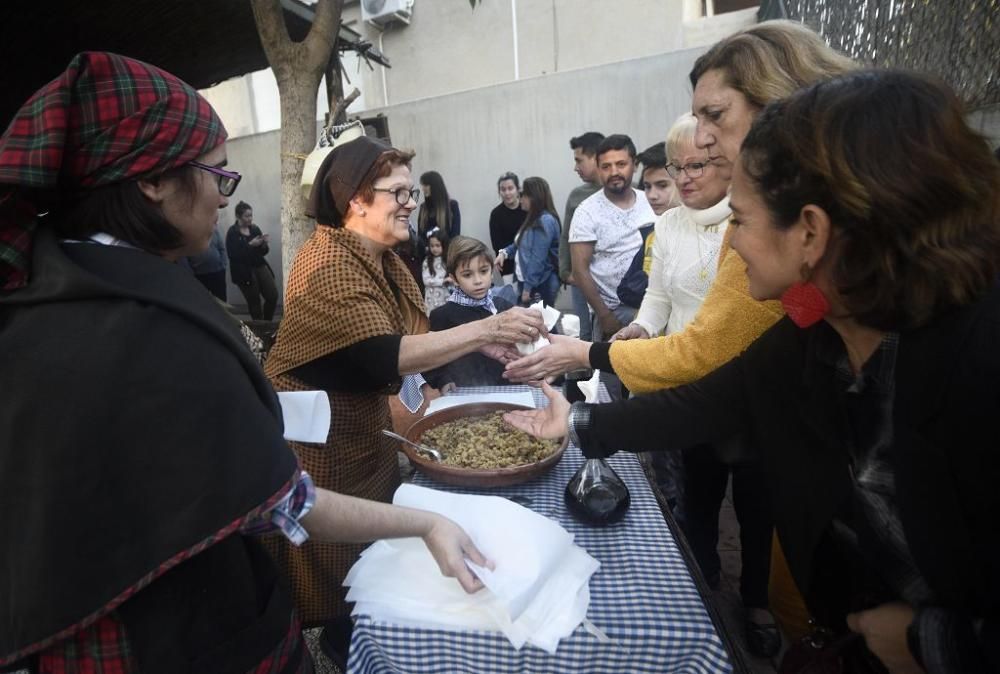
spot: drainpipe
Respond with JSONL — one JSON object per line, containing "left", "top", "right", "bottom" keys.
{"left": 511, "top": 0, "right": 520, "bottom": 80}
{"left": 378, "top": 25, "right": 390, "bottom": 106}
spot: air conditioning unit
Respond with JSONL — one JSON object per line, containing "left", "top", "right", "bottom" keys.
{"left": 361, "top": 0, "right": 414, "bottom": 26}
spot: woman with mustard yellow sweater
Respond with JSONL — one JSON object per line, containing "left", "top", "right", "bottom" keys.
{"left": 504, "top": 20, "right": 856, "bottom": 653}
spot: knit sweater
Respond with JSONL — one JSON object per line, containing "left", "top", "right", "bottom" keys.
{"left": 609, "top": 225, "right": 784, "bottom": 393}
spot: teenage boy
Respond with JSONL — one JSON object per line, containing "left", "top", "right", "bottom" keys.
{"left": 559, "top": 132, "right": 604, "bottom": 340}
{"left": 422, "top": 237, "right": 515, "bottom": 389}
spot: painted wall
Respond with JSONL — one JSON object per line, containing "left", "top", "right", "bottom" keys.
{"left": 219, "top": 44, "right": 708, "bottom": 309}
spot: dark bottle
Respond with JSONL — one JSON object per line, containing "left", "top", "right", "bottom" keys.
{"left": 564, "top": 458, "right": 630, "bottom": 526}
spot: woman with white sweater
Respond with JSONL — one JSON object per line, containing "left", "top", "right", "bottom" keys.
{"left": 614, "top": 114, "right": 729, "bottom": 341}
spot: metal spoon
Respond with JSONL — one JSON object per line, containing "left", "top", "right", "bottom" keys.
{"left": 381, "top": 429, "right": 443, "bottom": 462}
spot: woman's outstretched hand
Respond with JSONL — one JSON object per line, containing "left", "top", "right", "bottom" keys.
{"left": 504, "top": 334, "right": 591, "bottom": 382}
{"left": 503, "top": 381, "right": 571, "bottom": 440}
{"left": 486, "top": 306, "right": 546, "bottom": 345}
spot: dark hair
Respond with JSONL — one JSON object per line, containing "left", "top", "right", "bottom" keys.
{"left": 417, "top": 170, "right": 453, "bottom": 239}
{"left": 424, "top": 228, "right": 447, "bottom": 276}
{"left": 596, "top": 134, "right": 637, "bottom": 162}
{"left": 497, "top": 172, "right": 520, "bottom": 189}
{"left": 517, "top": 177, "right": 561, "bottom": 243}
{"left": 569, "top": 132, "right": 605, "bottom": 157}
{"left": 688, "top": 20, "right": 856, "bottom": 108}
{"left": 53, "top": 165, "right": 198, "bottom": 253}
{"left": 445, "top": 235, "right": 493, "bottom": 276}
{"left": 235, "top": 201, "right": 252, "bottom": 218}
{"left": 636, "top": 142, "right": 668, "bottom": 180}
{"left": 740, "top": 69, "right": 1000, "bottom": 330}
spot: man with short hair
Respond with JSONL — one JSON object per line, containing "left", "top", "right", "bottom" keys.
{"left": 559, "top": 132, "right": 604, "bottom": 340}
{"left": 488, "top": 171, "right": 525, "bottom": 285}
{"left": 569, "top": 133, "right": 655, "bottom": 340}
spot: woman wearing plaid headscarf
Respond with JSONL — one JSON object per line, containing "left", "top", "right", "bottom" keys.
{"left": 0, "top": 52, "right": 491, "bottom": 674}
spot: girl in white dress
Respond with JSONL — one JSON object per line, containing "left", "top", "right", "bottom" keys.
{"left": 422, "top": 229, "right": 450, "bottom": 314}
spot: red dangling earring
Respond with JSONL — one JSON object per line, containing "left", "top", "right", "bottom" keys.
{"left": 780, "top": 263, "right": 829, "bottom": 328}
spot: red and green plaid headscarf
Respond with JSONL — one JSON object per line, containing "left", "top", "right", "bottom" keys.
{"left": 0, "top": 51, "right": 227, "bottom": 290}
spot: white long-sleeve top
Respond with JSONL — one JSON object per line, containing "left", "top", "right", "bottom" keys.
{"left": 632, "top": 196, "right": 730, "bottom": 338}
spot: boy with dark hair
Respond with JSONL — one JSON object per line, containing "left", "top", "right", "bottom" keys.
{"left": 560, "top": 131, "right": 605, "bottom": 341}
{"left": 422, "top": 236, "right": 515, "bottom": 389}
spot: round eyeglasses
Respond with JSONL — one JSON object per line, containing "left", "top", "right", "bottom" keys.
{"left": 665, "top": 161, "right": 709, "bottom": 180}
{"left": 189, "top": 161, "right": 242, "bottom": 197}
{"left": 372, "top": 186, "right": 421, "bottom": 205}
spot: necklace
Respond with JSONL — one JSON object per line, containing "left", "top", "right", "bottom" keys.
{"left": 695, "top": 223, "right": 720, "bottom": 281}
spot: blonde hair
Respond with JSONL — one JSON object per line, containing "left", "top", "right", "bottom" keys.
{"left": 664, "top": 113, "right": 699, "bottom": 163}
{"left": 689, "top": 20, "right": 857, "bottom": 108}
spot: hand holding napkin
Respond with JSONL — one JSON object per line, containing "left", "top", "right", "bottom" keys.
{"left": 516, "top": 300, "right": 561, "bottom": 356}
{"left": 344, "top": 483, "right": 600, "bottom": 653}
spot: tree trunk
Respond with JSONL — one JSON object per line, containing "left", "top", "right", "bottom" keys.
{"left": 251, "top": 0, "right": 344, "bottom": 293}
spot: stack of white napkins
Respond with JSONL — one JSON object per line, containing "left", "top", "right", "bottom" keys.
{"left": 344, "top": 484, "right": 600, "bottom": 653}
{"left": 516, "top": 301, "right": 562, "bottom": 356}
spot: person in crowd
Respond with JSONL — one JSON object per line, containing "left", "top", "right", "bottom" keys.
{"left": 508, "top": 68, "right": 1000, "bottom": 674}
{"left": 618, "top": 114, "right": 776, "bottom": 653}
{"left": 495, "top": 176, "right": 562, "bottom": 307}
{"left": 226, "top": 200, "right": 278, "bottom": 320}
{"left": 422, "top": 227, "right": 450, "bottom": 314}
{"left": 0, "top": 51, "right": 490, "bottom": 674}
{"left": 394, "top": 227, "right": 425, "bottom": 292}
{"left": 416, "top": 169, "right": 460, "bottom": 259}
{"left": 569, "top": 134, "right": 656, "bottom": 341}
{"left": 185, "top": 221, "right": 227, "bottom": 301}
{"left": 261, "top": 136, "right": 545, "bottom": 665}
{"left": 613, "top": 142, "right": 678, "bottom": 311}
{"left": 504, "top": 20, "right": 858, "bottom": 651}
{"left": 559, "top": 131, "right": 604, "bottom": 341}
{"left": 423, "top": 236, "right": 516, "bottom": 389}
{"left": 489, "top": 171, "right": 525, "bottom": 284}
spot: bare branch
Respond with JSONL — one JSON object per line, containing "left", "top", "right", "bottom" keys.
{"left": 330, "top": 87, "right": 361, "bottom": 126}
{"left": 304, "top": 0, "right": 345, "bottom": 71}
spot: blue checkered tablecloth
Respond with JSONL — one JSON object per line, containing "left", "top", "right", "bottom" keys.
{"left": 347, "top": 385, "right": 733, "bottom": 673}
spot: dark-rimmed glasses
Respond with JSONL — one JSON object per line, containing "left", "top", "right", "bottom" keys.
{"left": 189, "top": 161, "right": 242, "bottom": 197}
{"left": 666, "top": 161, "right": 709, "bottom": 180}
{"left": 373, "top": 186, "right": 421, "bottom": 205}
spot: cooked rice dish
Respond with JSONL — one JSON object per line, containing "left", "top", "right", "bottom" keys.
{"left": 421, "top": 412, "right": 559, "bottom": 469}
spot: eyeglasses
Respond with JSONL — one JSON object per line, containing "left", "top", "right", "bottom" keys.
{"left": 189, "top": 161, "right": 242, "bottom": 197}
{"left": 373, "top": 186, "right": 421, "bottom": 205}
{"left": 666, "top": 161, "right": 710, "bottom": 179}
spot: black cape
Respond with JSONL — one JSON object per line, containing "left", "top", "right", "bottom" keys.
{"left": 0, "top": 230, "right": 300, "bottom": 669}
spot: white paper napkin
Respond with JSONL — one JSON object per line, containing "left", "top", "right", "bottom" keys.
{"left": 423, "top": 390, "right": 536, "bottom": 416}
{"left": 344, "top": 484, "right": 601, "bottom": 653}
{"left": 559, "top": 313, "right": 581, "bottom": 338}
{"left": 516, "top": 300, "right": 561, "bottom": 356}
{"left": 576, "top": 369, "right": 602, "bottom": 404}
{"left": 276, "top": 391, "right": 330, "bottom": 443}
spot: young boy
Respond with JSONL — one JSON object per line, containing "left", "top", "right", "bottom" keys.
{"left": 422, "top": 236, "right": 514, "bottom": 389}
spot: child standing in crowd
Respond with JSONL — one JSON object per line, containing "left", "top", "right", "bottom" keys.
{"left": 422, "top": 228, "right": 449, "bottom": 314}
{"left": 423, "top": 236, "right": 514, "bottom": 389}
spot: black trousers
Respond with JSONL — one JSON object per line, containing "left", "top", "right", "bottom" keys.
{"left": 680, "top": 445, "right": 773, "bottom": 609}
{"left": 237, "top": 265, "right": 278, "bottom": 321}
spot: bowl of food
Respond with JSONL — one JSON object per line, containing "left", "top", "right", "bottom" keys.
{"left": 400, "top": 402, "right": 567, "bottom": 487}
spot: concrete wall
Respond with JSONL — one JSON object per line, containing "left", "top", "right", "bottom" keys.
{"left": 343, "top": 0, "right": 688, "bottom": 109}
{"left": 220, "top": 45, "right": 707, "bottom": 303}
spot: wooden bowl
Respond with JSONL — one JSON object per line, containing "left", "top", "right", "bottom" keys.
{"left": 401, "top": 402, "right": 567, "bottom": 487}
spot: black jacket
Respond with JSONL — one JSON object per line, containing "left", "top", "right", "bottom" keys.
{"left": 580, "top": 285, "right": 1000, "bottom": 669}
{"left": 226, "top": 223, "right": 271, "bottom": 285}
{"left": 422, "top": 297, "right": 514, "bottom": 388}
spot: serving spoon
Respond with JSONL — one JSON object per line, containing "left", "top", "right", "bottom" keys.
{"left": 381, "top": 429, "right": 444, "bottom": 462}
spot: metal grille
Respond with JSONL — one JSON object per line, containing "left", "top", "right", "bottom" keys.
{"left": 760, "top": 0, "right": 1000, "bottom": 109}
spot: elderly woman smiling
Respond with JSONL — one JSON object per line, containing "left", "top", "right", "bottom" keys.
{"left": 262, "top": 136, "right": 544, "bottom": 660}
{"left": 508, "top": 69, "right": 1000, "bottom": 673}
